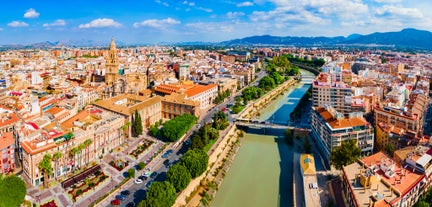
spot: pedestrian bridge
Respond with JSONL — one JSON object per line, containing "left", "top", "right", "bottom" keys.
{"left": 299, "top": 73, "right": 315, "bottom": 84}
{"left": 235, "top": 119, "right": 311, "bottom": 133}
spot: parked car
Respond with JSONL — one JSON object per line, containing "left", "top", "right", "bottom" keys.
{"left": 134, "top": 179, "right": 143, "bottom": 184}
{"left": 163, "top": 159, "right": 170, "bottom": 166}
{"left": 146, "top": 180, "right": 153, "bottom": 188}
{"left": 111, "top": 199, "right": 121, "bottom": 205}
{"left": 150, "top": 172, "right": 157, "bottom": 178}
{"left": 126, "top": 202, "right": 135, "bottom": 207}
{"left": 138, "top": 175, "right": 145, "bottom": 180}
{"left": 121, "top": 190, "right": 130, "bottom": 196}
{"left": 116, "top": 194, "right": 126, "bottom": 200}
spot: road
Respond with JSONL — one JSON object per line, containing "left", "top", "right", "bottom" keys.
{"left": 113, "top": 69, "right": 268, "bottom": 207}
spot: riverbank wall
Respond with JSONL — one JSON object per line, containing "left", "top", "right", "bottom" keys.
{"left": 240, "top": 78, "right": 299, "bottom": 119}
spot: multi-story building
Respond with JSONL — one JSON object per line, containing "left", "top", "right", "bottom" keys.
{"left": 375, "top": 122, "right": 405, "bottom": 152}
{"left": 153, "top": 83, "right": 218, "bottom": 110}
{"left": 94, "top": 94, "right": 162, "bottom": 128}
{"left": 310, "top": 106, "right": 374, "bottom": 165}
{"left": 0, "top": 132, "right": 15, "bottom": 174}
{"left": 21, "top": 106, "right": 125, "bottom": 186}
{"left": 0, "top": 105, "right": 20, "bottom": 133}
{"left": 312, "top": 73, "right": 352, "bottom": 116}
{"left": 342, "top": 151, "right": 428, "bottom": 207}
{"left": 161, "top": 94, "right": 200, "bottom": 119}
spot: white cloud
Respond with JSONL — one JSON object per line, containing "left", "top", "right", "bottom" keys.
{"left": 43, "top": 19, "right": 66, "bottom": 27}
{"left": 226, "top": 11, "right": 245, "bottom": 18}
{"left": 197, "top": 7, "right": 213, "bottom": 12}
{"left": 0, "top": 28, "right": 3, "bottom": 31}
{"left": 376, "top": 5, "right": 423, "bottom": 18}
{"left": 155, "top": 0, "right": 169, "bottom": 7}
{"left": 237, "top": 1, "right": 254, "bottom": 7}
{"left": 375, "top": 0, "right": 402, "bottom": 3}
{"left": 79, "top": 18, "right": 121, "bottom": 29}
{"left": 133, "top": 18, "right": 180, "bottom": 28}
{"left": 8, "top": 21, "right": 29, "bottom": 27}
{"left": 24, "top": 8, "right": 40, "bottom": 18}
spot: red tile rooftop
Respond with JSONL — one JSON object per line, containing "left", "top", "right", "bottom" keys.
{"left": 360, "top": 152, "right": 424, "bottom": 197}
{"left": 0, "top": 132, "right": 14, "bottom": 149}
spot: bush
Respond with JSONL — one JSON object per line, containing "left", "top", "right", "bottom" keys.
{"left": 128, "top": 168, "right": 135, "bottom": 178}
{"left": 76, "top": 189, "right": 83, "bottom": 196}
{"left": 138, "top": 162, "right": 145, "bottom": 170}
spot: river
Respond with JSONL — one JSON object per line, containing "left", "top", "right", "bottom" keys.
{"left": 211, "top": 70, "right": 315, "bottom": 207}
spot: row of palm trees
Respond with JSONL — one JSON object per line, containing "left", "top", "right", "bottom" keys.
{"left": 38, "top": 138, "right": 93, "bottom": 188}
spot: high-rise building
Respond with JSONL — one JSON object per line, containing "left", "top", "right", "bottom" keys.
{"left": 312, "top": 72, "right": 352, "bottom": 116}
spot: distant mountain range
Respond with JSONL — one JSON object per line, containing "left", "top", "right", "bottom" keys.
{"left": 1, "top": 28, "right": 431, "bottom": 50}
{"left": 221, "top": 28, "right": 432, "bottom": 50}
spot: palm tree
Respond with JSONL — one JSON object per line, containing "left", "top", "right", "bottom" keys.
{"left": 84, "top": 139, "right": 93, "bottom": 165}
{"left": 70, "top": 147, "right": 78, "bottom": 172}
{"left": 120, "top": 121, "right": 131, "bottom": 146}
{"left": 38, "top": 154, "right": 52, "bottom": 189}
{"left": 78, "top": 143, "right": 86, "bottom": 169}
{"left": 52, "top": 151, "right": 62, "bottom": 180}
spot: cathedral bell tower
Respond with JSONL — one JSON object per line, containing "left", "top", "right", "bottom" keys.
{"left": 105, "top": 37, "right": 119, "bottom": 85}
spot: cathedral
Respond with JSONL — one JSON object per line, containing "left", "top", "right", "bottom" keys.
{"left": 101, "top": 38, "right": 147, "bottom": 99}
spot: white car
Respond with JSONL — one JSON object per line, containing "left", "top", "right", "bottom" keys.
{"left": 134, "top": 179, "right": 143, "bottom": 184}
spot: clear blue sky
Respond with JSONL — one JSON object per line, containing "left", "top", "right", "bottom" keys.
{"left": 0, "top": 0, "right": 431, "bottom": 44}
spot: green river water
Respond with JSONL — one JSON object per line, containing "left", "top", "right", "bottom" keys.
{"left": 211, "top": 70, "right": 314, "bottom": 207}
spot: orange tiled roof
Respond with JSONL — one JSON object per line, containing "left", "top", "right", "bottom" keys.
{"left": 316, "top": 107, "right": 367, "bottom": 129}
{"left": 360, "top": 152, "right": 424, "bottom": 196}
{"left": 0, "top": 132, "right": 14, "bottom": 149}
{"left": 184, "top": 84, "right": 217, "bottom": 98}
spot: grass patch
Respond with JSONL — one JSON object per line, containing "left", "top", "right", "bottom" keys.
{"left": 204, "top": 139, "right": 217, "bottom": 153}
{"left": 230, "top": 105, "right": 245, "bottom": 114}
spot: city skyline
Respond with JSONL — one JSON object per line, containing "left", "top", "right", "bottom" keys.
{"left": 1, "top": 0, "right": 432, "bottom": 44}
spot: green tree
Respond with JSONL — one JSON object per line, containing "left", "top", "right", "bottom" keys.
{"left": 78, "top": 143, "right": 86, "bottom": 169}
{"left": 191, "top": 134, "right": 206, "bottom": 150}
{"left": 120, "top": 121, "right": 132, "bottom": 139}
{"left": 269, "top": 71, "right": 284, "bottom": 85}
{"left": 52, "top": 151, "right": 62, "bottom": 180}
{"left": 207, "top": 127, "right": 219, "bottom": 140}
{"left": 84, "top": 139, "right": 93, "bottom": 165}
{"left": 138, "top": 181, "right": 176, "bottom": 207}
{"left": 161, "top": 114, "right": 197, "bottom": 141}
{"left": 134, "top": 110, "right": 143, "bottom": 136}
{"left": 284, "top": 128, "right": 294, "bottom": 146}
{"left": 149, "top": 125, "right": 159, "bottom": 137}
{"left": 128, "top": 168, "right": 135, "bottom": 178}
{"left": 138, "top": 162, "right": 145, "bottom": 170}
{"left": 385, "top": 144, "right": 394, "bottom": 156}
{"left": 259, "top": 76, "right": 276, "bottom": 91}
{"left": 0, "top": 175, "right": 26, "bottom": 207}
{"left": 166, "top": 163, "right": 192, "bottom": 192}
{"left": 330, "top": 139, "right": 361, "bottom": 170}
{"left": 70, "top": 147, "right": 78, "bottom": 171}
{"left": 212, "top": 111, "right": 229, "bottom": 130}
{"left": 38, "top": 154, "right": 52, "bottom": 188}
{"left": 180, "top": 149, "right": 208, "bottom": 178}
{"left": 414, "top": 201, "right": 430, "bottom": 207}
